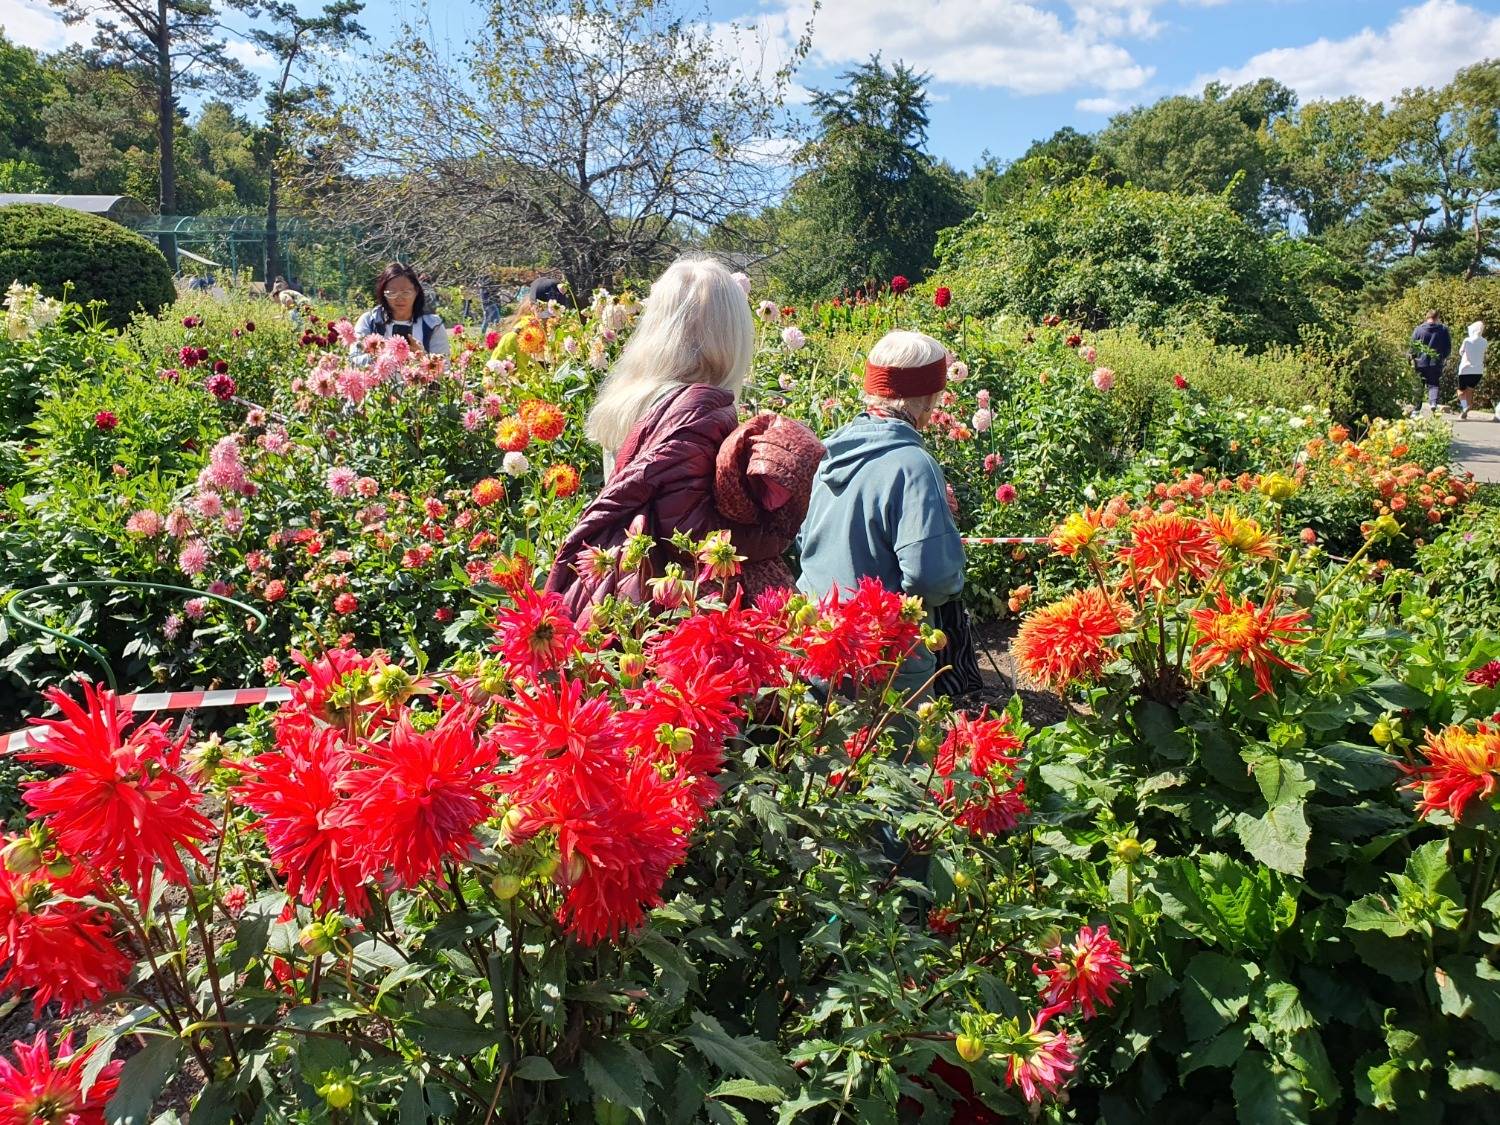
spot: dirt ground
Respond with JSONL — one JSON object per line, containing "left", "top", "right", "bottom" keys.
{"left": 962, "top": 618, "right": 1069, "bottom": 729}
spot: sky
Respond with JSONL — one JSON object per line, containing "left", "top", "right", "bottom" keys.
{"left": 6, "top": 0, "right": 1500, "bottom": 170}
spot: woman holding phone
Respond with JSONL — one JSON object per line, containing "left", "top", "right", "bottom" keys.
{"left": 349, "top": 262, "right": 450, "bottom": 365}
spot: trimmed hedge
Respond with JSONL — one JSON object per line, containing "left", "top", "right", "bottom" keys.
{"left": 0, "top": 203, "right": 174, "bottom": 326}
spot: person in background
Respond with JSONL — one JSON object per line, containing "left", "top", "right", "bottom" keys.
{"left": 546, "top": 254, "right": 772, "bottom": 618}
{"left": 270, "top": 276, "right": 288, "bottom": 298}
{"left": 1458, "top": 321, "right": 1488, "bottom": 421}
{"left": 528, "top": 276, "right": 569, "bottom": 315}
{"left": 796, "top": 330, "right": 964, "bottom": 701}
{"left": 478, "top": 274, "right": 504, "bottom": 331}
{"left": 349, "top": 262, "right": 450, "bottom": 365}
{"left": 419, "top": 272, "right": 440, "bottom": 316}
{"left": 1411, "top": 309, "right": 1452, "bottom": 412}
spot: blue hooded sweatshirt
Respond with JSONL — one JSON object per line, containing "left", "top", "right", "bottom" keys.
{"left": 796, "top": 413, "right": 965, "bottom": 688}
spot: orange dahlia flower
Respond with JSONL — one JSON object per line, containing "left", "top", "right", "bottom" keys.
{"left": 1404, "top": 723, "right": 1500, "bottom": 821}
{"left": 1118, "top": 513, "right": 1219, "bottom": 591}
{"left": 1204, "top": 507, "right": 1275, "bottom": 559}
{"left": 495, "top": 417, "right": 532, "bottom": 452}
{"left": 1050, "top": 508, "right": 1103, "bottom": 556}
{"left": 1012, "top": 588, "right": 1131, "bottom": 691}
{"left": 1188, "top": 591, "right": 1309, "bottom": 697}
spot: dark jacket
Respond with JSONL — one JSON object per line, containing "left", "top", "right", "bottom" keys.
{"left": 545, "top": 384, "right": 783, "bottom": 618}
{"left": 1412, "top": 321, "right": 1452, "bottom": 373}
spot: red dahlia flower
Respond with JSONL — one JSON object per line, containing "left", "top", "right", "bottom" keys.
{"left": 0, "top": 862, "right": 133, "bottom": 1014}
{"left": 93, "top": 411, "right": 118, "bottom": 431}
{"left": 616, "top": 670, "right": 745, "bottom": 809}
{"left": 933, "top": 286, "right": 952, "bottom": 308}
{"left": 889, "top": 275, "right": 910, "bottom": 295}
{"left": 1012, "top": 588, "right": 1131, "bottom": 691}
{"left": 348, "top": 708, "right": 499, "bottom": 886}
{"left": 234, "top": 723, "right": 370, "bottom": 912}
{"left": 1036, "top": 924, "right": 1131, "bottom": 1018}
{"left": 541, "top": 463, "right": 581, "bottom": 497}
{"left": 21, "top": 683, "right": 212, "bottom": 900}
{"left": 493, "top": 588, "right": 581, "bottom": 681}
{"left": 1467, "top": 660, "right": 1500, "bottom": 689}
{"left": 519, "top": 400, "right": 566, "bottom": 442}
{"left": 471, "top": 478, "right": 505, "bottom": 508}
{"left": 1003, "top": 1022, "right": 1076, "bottom": 1105}
{"left": 1404, "top": 722, "right": 1500, "bottom": 821}
{"left": 1188, "top": 590, "right": 1309, "bottom": 697}
{"left": 0, "top": 1032, "right": 122, "bottom": 1125}
{"left": 333, "top": 592, "right": 358, "bottom": 615}
{"left": 650, "top": 603, "right": 788, "bottom": 696}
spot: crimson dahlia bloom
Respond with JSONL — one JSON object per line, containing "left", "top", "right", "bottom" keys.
{"left": 0, "top": 1032, "right": 122, "bottom": 1125}
{"left": 890, "top": 275, "right": 910, "bottom": 295}
{"left": 933, "top": 286, "right": 952, "bottom": 308}
{"left": 616, "top": 670, "right": 746, "bottom": 809}
{"left": 0, "top": 863, "right": 133, "bottom": 1015}
{"left": 1003, "top": 1023, "right": 1076, "bottom": 1105}
{"left": 1036, "top": 924, "right": 1131, "bottom": 1018}
{"left": 1467, "top": 660, "right": 1500, "bottom": 689}
{"left": 234, "top": 723, "right": 371, "bottom": 913}
{"left": 21, "top": 684, "right": 212, "bottom": 900}
{"left": 493, "top": 588, "right": 581, "bottom": 682}
{"left": 649, "top": 603, "right": 787, "bottom": 696}
{"left": 348, "top": 708, "right": 499, "bottom": 886}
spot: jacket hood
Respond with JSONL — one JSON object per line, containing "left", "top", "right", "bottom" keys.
{"left": 817, "top": 414, "right": 927, "bottom": 490}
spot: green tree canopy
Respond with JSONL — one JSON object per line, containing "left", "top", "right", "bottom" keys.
{"left": 934, "top": 176, "right": 1343, "bottom": 350}
{"left": 769, "top": 56, "right": 971, "bottom": 297}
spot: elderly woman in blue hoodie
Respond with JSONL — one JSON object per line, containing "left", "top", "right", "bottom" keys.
{"left": 797, "top": 330, "right": 965, "bottom": 699}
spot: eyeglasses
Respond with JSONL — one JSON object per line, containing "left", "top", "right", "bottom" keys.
{"left": 383, "top": 288, "right": 417, "bottom": 299}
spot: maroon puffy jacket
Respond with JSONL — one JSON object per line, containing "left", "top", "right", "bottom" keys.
{"left": 544, "top": 383, "right": 784, "bottom": 618}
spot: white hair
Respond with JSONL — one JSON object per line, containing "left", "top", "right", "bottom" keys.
{"left": 585, "top": 255, "right": 754, "bottom": 453}
{"left": 1469, "top": 321, "right": 1486, "bottom": 340}
{"left": 863, "top": 329, "right": 948, "bottom": 417}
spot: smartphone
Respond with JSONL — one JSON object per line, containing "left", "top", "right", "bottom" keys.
{"left": 391, "top": 321, "right": 414, "bottom": 338}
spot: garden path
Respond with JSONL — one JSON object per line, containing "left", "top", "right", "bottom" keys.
{"left": 1450, "top": 415, "right": 1500, "bottom": 484}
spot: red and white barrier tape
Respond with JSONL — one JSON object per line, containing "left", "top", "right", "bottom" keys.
{"left": 961, "top": 536, "right": 1050, "bottom": 546}
{"left": 3, "top": 685, "right": 292, "bottom": 753}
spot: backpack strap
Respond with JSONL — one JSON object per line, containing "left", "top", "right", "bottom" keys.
{"left": 420, "top": 315, "right": 436, "bottom": 351}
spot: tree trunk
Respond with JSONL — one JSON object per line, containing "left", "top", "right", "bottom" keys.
{"left": 155, "top": 0, "right": 177, "bottom": 268}
{"left": 156, "top": 0, "right": 175, "bottom": 215}
{"left": 266, "top": 128, "right": 281, "bottom": 284}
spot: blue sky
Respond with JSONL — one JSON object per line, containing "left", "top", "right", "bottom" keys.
{"left": 8, "top": 0, "right": 1500, "bottom": 169}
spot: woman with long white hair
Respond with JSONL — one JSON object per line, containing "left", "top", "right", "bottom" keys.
{"left": 546, "top": 255, "right": 823, "bottom": 617}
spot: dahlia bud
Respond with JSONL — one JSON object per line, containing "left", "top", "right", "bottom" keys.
{"left": 956, "top": 1035, "right": 986, "bottom": 1063}
{"left": 45, "top": 856, "right": 73, "bottom": 878}
{"left": 318, "top": 1079, "right": 355, "bottom": 1109}
{"left": 952, "top": 870, "right": 971, "bottom": 890}
{"left": 1371, "top": 720, "right": 1392, "bottom": 745}
{"left": 501, "top": 806, "right": 527, "bottom": 841}
{"left": 916, "top": 701, "right": 938, "bottom": 722}
{"left": 1114, "top": 838, "right": 1144, "bottom": 864}
{"left": 492, "top": 873, "right": 523, "bottom": 900}
{"left": 1257, "top": 473, "right": 1299, "bottom": 503}
{"left": 619, "top": 652, "right": 647, "bottom": 682}
{"left": 367, "top": 663, "right": 413, "bottom": 705}
{"left": 925, "top": 628, "right": 949, "bottom": 652}
{"left": 564, "top": 853, "right": 587, "bottom": 884}
{"left": 2, "top": 837, "right": 42, "bottom": 875}
{"left": 298, "top": 923, "right": 334, "bottom": 956}
{"left": 534, "top": 854, "right": 560, "bottom": 881}
{"left": 793, "top": 604, "right": 819, "bottom": 629}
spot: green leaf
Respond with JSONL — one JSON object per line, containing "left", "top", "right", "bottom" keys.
{"left": 1286, "top": 1029, "right": 1340, "bottom": 1110}
{"left": 583, "top": 1042, "right": 646, "bottom": 1112}
{"left": 227, "top": 912, "right": 271, "bottom": 975}
{"left": 1179, "top": 1025, "right": 1248, "bottom": 1077}
{"left": 1448, "top": 1058, "right": 1500, "bottom": 1092}
{"left": 1347, "top": 930, "right": 1425, "bottom": 982}
{"left": 398, "top": 1079, "right": 429, "bottom": 1125}
{"left": 1304, "top": 741, "right": 1400, "bottom": 795}
{"left": 685, "top": 1013, "right": 796, "bottom": 1090}
{"left": 1360, "top": 678, "right": 1429, "bottom": 712}
{"left": 710, "top": 1079, "right": 786, "bottom": 1104}
{"left": 1232, "top": 1050, "right": 1305, "bottom": 1124}
{"left": 1435, "top": 956, "right": 1500, "bottom": 1037}
{"left": 406, "top": 1004, "right": 498, "bottom": 1055}
{"left": 515, "top": 1056, "right": 563, "bottom": 1082}
{"left": 1253, "top": 979, "right": 1314, "bottom": 1035}
{"left": 1135, "top": 700, "right": 1189, "bottom": 760}
{"left": 1234, "top": 803, "right": 1310, "bottom": 877}
{"left": 105, "top": 1035, "right": 180, "bottom": 1125}
{"left": 1180, "top": 952, "right": 1257, "bottom": 1042}
{"left": 706, "top": 1104, "right": 748, "bottom": 1125}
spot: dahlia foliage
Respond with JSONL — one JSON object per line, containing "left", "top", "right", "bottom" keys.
{"left": 0, "top": 536, "right": 1127, "bottom": 1118}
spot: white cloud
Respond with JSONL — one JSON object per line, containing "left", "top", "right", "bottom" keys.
{"left": 1076, "top": 94, "right": 1136, "bottom": 113}
{"left": 1195, "top": 0, "right": 1500, "bottom": 103}
{"left": 2, "top": 0, "right": 95, "bottom": 51}
{"left": 225, "top": 38, "right": 277, "bottom": 73}
{"left": 749, "top": 0, "right": 1175, "bottom": 96}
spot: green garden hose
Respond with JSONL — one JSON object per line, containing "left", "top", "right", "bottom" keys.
{"left": 5, "top": 580, "right": 268, "bottom": 693}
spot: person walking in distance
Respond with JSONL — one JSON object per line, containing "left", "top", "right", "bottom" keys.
{"left": 1458, "top": 321, "right": 1488, "bottom": 421}
{"left": 1411, "top": 309, "right": 1452, "bottom": 412}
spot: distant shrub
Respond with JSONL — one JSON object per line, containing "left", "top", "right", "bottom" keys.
{"left": 0, "top": 203, "right": 174, "bottom": 326}
{"left": 933, "top": 178, "right": 1343, "bottom": 352}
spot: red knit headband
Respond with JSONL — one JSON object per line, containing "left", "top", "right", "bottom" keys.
{"left": 863, "top": 356, "right": 948, "bottom": 399}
